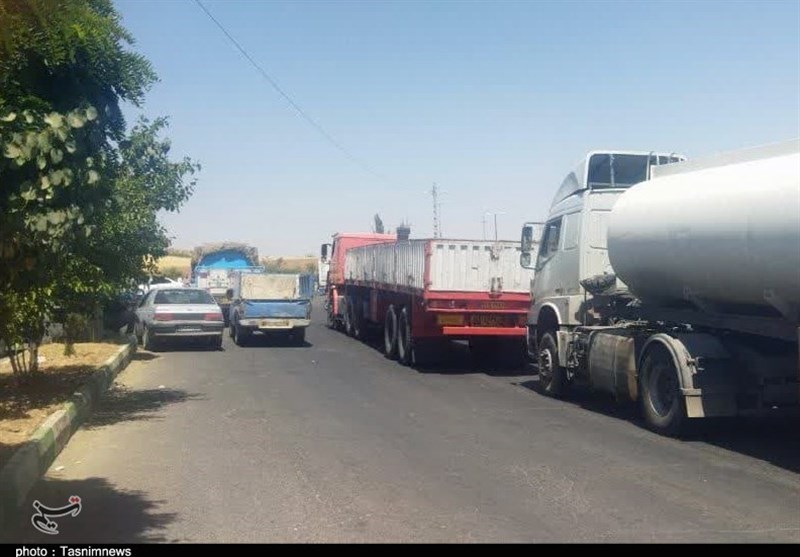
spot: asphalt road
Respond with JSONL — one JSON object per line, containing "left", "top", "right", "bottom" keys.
{"left": 5, "top": 303, "right": 799, "bottom": 542}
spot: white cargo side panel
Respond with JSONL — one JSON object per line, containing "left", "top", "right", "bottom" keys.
{"left": 345, "top": 240, "right": 426, "bottom": 291}
{"left": 393, "top": 241, "right": 426, "bottom": 289}
{"left": 429, "top": 240, "right": 533, "bottom": 293}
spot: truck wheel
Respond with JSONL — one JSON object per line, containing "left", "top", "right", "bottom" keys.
{"left": 640, "top": 344, "right": 688, "bottom": 436}
{"left": 384, "top": 305, "right": 398, "bottom": 359}
{"left": 536, "top": 332, "right": 568, "bottom": 397}
{"left": 397, "top": 307, "right": 412, "bottom": 366}
{"left": 344, "top": 298, "right": 355, "bottom": 337}
{"left": 326, "top": 304, "right": 337, "bottom": 330}
{"left": 352, "top": 299, "right": 364, "bottom": 340}
{"left": 233, "top": 323, "right": 250, "bottom": 347}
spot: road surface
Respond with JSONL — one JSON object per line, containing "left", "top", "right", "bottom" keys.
{"left": 5, "top": 304, "right": 799, "bottom": 542}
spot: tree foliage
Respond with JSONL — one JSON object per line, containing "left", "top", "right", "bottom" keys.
{"left": 0, "top": 0, "right": 198, "bottom": 375}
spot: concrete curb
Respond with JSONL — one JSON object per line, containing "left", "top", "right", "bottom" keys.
{"left": 0, "top": 336, "right": 137, "bottom": 533}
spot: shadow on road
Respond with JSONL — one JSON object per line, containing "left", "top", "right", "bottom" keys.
{"left": 148, "top": 343, "right": 225, "bottom": 353}
{"left": 345, "top": 329, "right": 532, "bottom": 377}
{"left": 83, "top": 386, "right": 204, "bottom": 429}
{"left": 1, "top": 477, "right": 177, "bottom": 543}
{"left": 517, "top": 377, "right": 800, "bottom": 474}
{"left": 132, "top": 352, "right": 159, "bottom": 361}
{"left": 238, "top": 335, "right": 313, "bottom": 349}
{"left": 687, "top": 416, "right": 800, "bottom": 474}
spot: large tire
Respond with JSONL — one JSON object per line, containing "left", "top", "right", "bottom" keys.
{"left": 351, "top": 299, "right": 364, "bottom": 340}
{"left": 384, "top": 305, "right": 398, "bottom": 359}
{"left": 326, "top": 302, "right": 337, "bottom": 330}
{"left": 536, "top": 332, "right": 568, "bottom": 397}
{"left": 344, "top": 297, "right": 355, "bottom": 337}
{"left": 143, "top": 326, "right": 158, "bottom": 352}
{"left": 640, "top": 344, "right": 688, "bottom": 436}
{"left": 397, "top": 307, "right": 412, "bottom": 366}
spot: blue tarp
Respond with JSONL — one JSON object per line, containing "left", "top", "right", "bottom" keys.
{"left": 197, "top": 251, "right": 252, "bottom": 269}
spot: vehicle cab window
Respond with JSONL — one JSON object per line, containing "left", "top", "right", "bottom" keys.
{"left": 537, "top": 218, "right": 563, "bottom": 266}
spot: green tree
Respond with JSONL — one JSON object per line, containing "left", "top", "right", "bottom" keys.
{"left": 0, "top": 0, "right": 197, "bottom": 375}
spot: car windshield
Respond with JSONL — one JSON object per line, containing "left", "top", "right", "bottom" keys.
{"left": 154, "top": 289, "right": 216, "bottom": 305}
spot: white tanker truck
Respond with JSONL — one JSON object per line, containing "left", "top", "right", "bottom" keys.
{"left": 519, "top": 140, "right": 800, "bottom": 435}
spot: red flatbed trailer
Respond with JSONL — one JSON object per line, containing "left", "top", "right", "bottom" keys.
{"left": 324, "top": 231, "right": 534, "bottom": 366}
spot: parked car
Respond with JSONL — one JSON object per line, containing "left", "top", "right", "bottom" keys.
{"left": 134, "top": 288, "right": 224, "bottom": 351}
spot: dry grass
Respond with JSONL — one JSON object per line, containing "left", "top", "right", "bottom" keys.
{"left": 156, "top": 255, "right": 191, "bottom": 275}
{"left": 261, "top": 256, "right": 317, "bottom": 273}
{"left": 0, "top": 342, "right": 123, "bottom": 468}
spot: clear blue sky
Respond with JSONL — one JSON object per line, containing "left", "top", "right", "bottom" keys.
{"left": 117, "top": 0, "right": 800, "bottom": 256}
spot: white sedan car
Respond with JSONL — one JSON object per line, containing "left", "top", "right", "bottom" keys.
{"left": 134, "top": 288, "right": 224, "bottom": 351}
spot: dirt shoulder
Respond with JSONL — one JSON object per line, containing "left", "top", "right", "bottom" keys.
{"left": 0, "top": 342, "right": 124, "bottom": 469}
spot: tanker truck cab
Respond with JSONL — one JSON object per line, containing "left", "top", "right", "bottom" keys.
{"left": 522, "top": 151, "right": 685, "bottom": 349}
{"left": 521, "top": 142, "right": 800, "bottom": 436}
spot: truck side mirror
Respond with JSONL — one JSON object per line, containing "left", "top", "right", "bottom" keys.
{"left": 320, "top": 243, "right": 329, "bottom": 260}
{"left": 520, "top": 252, "right": 533, "bottom": 269}
{"left": 521, "top": 225, "right": 534, "bottom": 253}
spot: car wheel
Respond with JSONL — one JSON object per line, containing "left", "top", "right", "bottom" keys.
{"left": 143, "top": 326, "right": 157, "bottom": 352}
{"left": 233, "top": 323, "right": 249, "bottom": 347}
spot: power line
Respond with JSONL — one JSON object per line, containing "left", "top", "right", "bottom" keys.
{"left": 193, "top": 0, "right": 389, "bottom": 183}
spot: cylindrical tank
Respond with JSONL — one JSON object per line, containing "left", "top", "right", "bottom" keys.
{"left": 607, "top": 142, "right": 800, "bottom": 321}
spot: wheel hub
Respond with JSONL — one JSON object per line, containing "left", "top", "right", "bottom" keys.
{"left": 649, "top": 362, "right": 677, "bottom": 417}
{"left": 538, "top": 348, "right": 553, "bottom": 383}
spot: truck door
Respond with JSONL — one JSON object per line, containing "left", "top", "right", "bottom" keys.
{"left": 532, "top": 217, "right": 565, "bottom": 303}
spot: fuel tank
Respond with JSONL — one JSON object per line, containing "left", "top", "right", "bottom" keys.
{"left": 607, "top": 140, "right": 800, "bottom": 321}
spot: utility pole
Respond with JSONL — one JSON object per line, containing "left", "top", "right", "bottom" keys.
{"left": 430, "top": 183, "right": 441, "bottom": 238}
{"left": 484, "top": 211, "right": 505, "bottom": 242}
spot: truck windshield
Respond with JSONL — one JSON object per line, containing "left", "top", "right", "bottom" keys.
{"left": 588, "top": 154, "right": 649, "bottom": 189}
{"left": 588, "top": 153, "right": 683, "bottom": 189}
